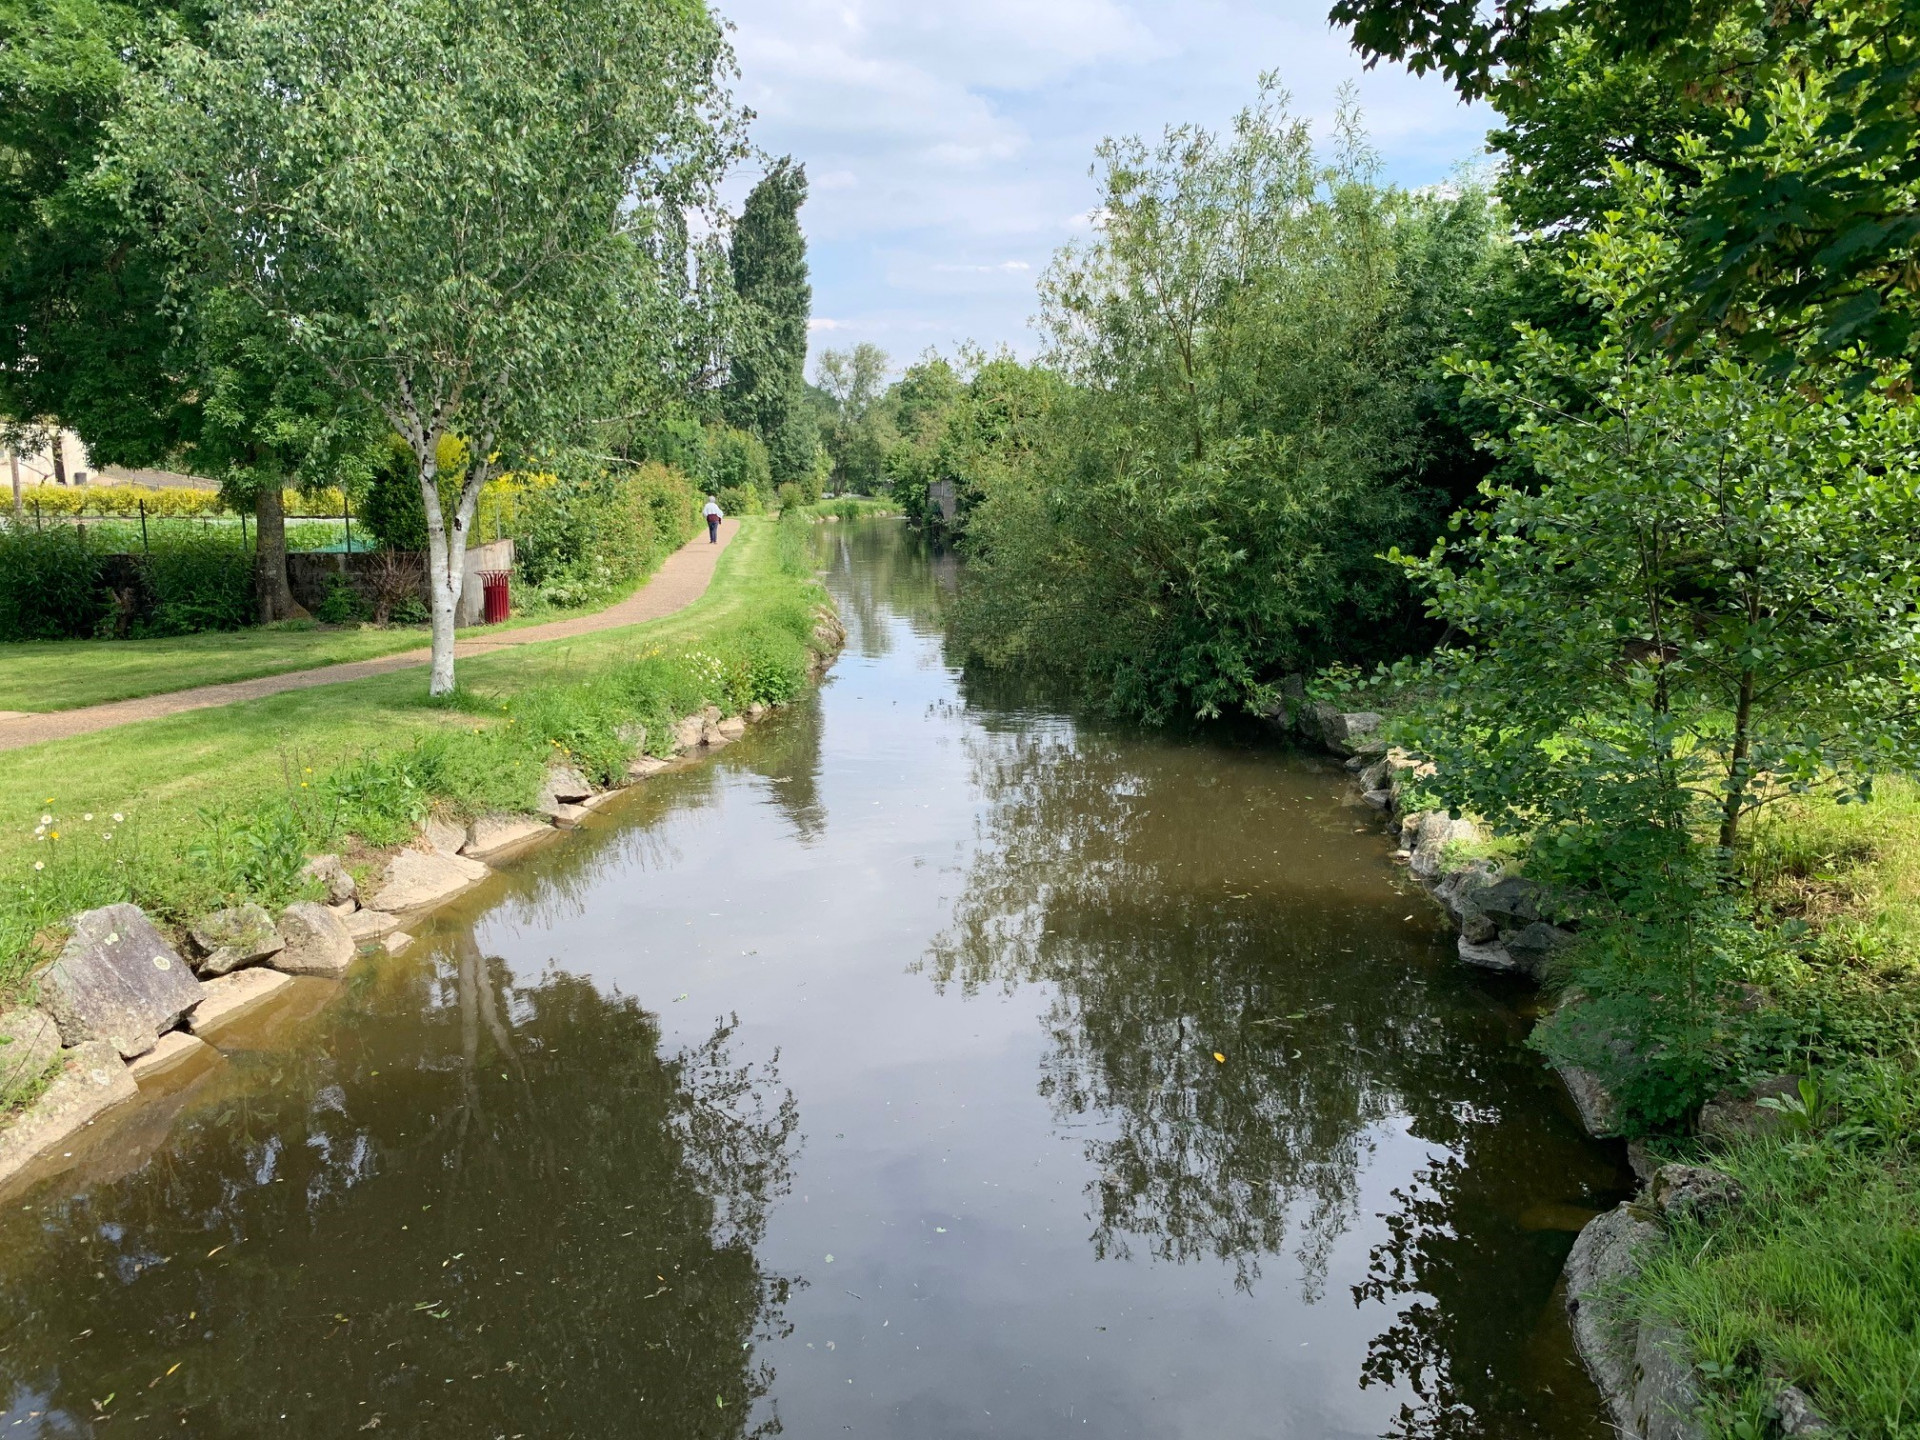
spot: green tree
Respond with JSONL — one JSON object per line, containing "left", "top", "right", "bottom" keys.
{"left": 724, "top": 159, "right": 816, "bottom": 489}
{"left": 117, "top": 0, "right": 741, "bottom": 692}
{"left": 953, "top": 84, "right": 1505, "bottom": 722}
{"left": 814, "top": 342, "right": 891, "bottom": 492}
{"left": 1331, "top": 0, "right": 1920, "bottom": 375}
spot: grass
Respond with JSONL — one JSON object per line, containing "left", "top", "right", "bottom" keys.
{"left": 1632, "top": 1064, "right": 1920, "bottom": 1439}
{"left": 0, "top": 522, "right": 703, "bottom": 713}
{"left": 0, "top": 514, "right": 829, "bottom": 1005}
{"left": 0, "top": 625, "right": 434, "bottom": 712}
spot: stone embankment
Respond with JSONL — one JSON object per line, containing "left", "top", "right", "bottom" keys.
{"left": 0, "top": 605, "right": 849, "bottom": 1200}
{"left": 1277, "top": 691, "right": 1821, "bottom": 1440}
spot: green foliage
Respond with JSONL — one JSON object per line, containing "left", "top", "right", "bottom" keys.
{"left": 313, "top": 575, "right": 365, "bottom": 625}
{"left": 1633, "top": 1061, "right": 1920, "bottom": 1439}
{"left": 815, "top": 343, "right": 893, "bottom": 493}
{"left": 360, "top": 435, "right": 430, "bottom": 551}
{"left": 0, "top": 528, "right": 107, "bottom": 640}
{"left": 723, "top": 159, "right": 816, "bottom": 489}
{"left": 138, "top": 534, "right": 253, "bottom": 635}
{"left": 950, "top": 84, "right": 1506, "bottom": 722}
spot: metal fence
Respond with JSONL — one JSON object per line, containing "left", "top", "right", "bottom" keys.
{"left": 5, "top": 497, "right": 368, "bottom": 554}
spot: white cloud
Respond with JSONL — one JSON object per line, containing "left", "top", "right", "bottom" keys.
{"left": 716, "top": 0, "right": 1493, "bottom": 366}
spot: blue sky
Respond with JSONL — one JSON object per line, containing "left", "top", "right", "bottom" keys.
{"left": 714, "top": 0, "right": 1494, "bottom": 379}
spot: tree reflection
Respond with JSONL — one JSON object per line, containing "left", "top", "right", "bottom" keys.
{"left": 814, "top": 517, "right": 956, "bottom": 656}
{"left": 924, "top": 724, "right": 1620, "bottom": 1437}
{"left": 0, "top": 933, "right": 799, "bottom": 1438}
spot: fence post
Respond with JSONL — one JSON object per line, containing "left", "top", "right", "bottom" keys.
{"left": 139, "top": 500, "right": 150, "bottom": 554}
{"left": 33, "top": 498, "right": 41, "bottom": 532}
{"left": 343, "top": 495, "right": 352, "bottom": 554}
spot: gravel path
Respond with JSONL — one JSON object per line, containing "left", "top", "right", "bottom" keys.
{"left": 0, "top": 520, "right": 740, "bottom": 754}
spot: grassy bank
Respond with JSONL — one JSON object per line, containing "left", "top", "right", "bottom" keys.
{"left": 0, "top": 513, "right": 830, "bottom": 1008}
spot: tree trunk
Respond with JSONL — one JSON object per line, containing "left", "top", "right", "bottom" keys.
{"left": 418, "top": 450, "right": 483, "bottom": 697}
{"left": 7, "top": 448, "right": 19, "bottom": 522}
{"left": 1718, "top": 667, "right": 1757, "bottom": 853}
{"left": 48, "top": 426, "right": 67, "bottom": 486}
{"left": 252, "top": 484, "right": 303, "bottom": 624}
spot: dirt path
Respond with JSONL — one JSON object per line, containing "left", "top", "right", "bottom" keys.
{"left": 0, "top": 520, "right": 739, "bottom": 754}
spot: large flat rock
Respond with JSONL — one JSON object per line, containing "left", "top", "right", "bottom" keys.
{"left": 462, "top": 813, "right": 551, "bottom": 860}
{"left": 40, "top": 904, "right": 204, "bottom": 1058}
{"left": 369, "top": 849, "right": 490, "bottom": 914}
{"left": 128, "top": 1030, "right": 219, "bottom": 1085}
{"left": 0, "top": 1040, "right": 139, "bottom": 1194}
{"left": 274, "top": 902, "right": 356, "bottom": 977}
{"left": 0, "top": 1009, "right": 60, "bottom": 1103}
{"left": 188, "top": 967, "right": 295, "bottom": 1038}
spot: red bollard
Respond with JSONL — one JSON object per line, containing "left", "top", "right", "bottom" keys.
{"left": 480, "top": 571, "right": 511, "bottom": 624}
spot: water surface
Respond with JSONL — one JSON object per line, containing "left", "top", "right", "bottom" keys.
{"left": 0, "top": 519, "right": 1626, "bottom": 1438}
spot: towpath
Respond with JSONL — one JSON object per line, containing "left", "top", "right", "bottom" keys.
{"left": 0, "top": 520, "right": 739, "bottom": 753}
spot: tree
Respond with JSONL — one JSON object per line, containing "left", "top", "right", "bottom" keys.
{"left": 1400, "top": 173, "right": 1920, "bottom": 874}
{"left": 117, "top": 0, "right": 741, "bottom": 693}
{"left": 723, "top": 160, "right": 816, "bottom": 489}
{"left": 815, "top": 343, "right": 890, "bottom": 492}
{"left": 952, "top": 84, "right": 1505, "bottom": 722}
{"left": 1331, "top": 0, "right": 1920, "bottom": 375}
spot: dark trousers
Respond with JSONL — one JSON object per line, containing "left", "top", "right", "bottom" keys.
{"left": 707, "top": 517, "right": 719, "bottom": 543}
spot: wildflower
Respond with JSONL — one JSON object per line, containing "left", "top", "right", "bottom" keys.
{"left": 49, "top": 831, "right": 58, "bottom": 840}
{"left": 38, "top": 814, "right": 50, "bottom": 825}
{"left": 83, "top": 813, "right": 93, "bottom": 821}
{"left": 33, "top": 861, "right": 43, "bottom": 872}
{"left": 102, "top": 832, "right": 112, "bottom": 841}
{"left": 112, "top": 813, "right": 123, "bottom": 823}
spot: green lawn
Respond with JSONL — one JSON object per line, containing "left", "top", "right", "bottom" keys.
{"left": 0, "top": 533, "right": 691, "bottom": 713}
{"left": 0, "top": 519, "right": 787, "bottom": 867}
{"left": 0, "top": 625, "right": 433, "bottom": 713}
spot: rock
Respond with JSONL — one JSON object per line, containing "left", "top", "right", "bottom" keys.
{"left": 345, "top": 909, "right": 400, "bottom": 943}
{"left": 1410, "top": 815, "right": 1482, "bottom": 882}
{"left": 187, "top": 903, "right": 286, "bottom": 977}
{"left": 551, "top": 802, "right": 591, "bottom": 827}
{"left": 0, "top": 1040, "right": 138, "bottom": 1193}
{"left": 746, "top": 702, "right": 768, "bottom": 721}
{"left": 188, "top": 968, "right": 294, "bottom": 1037}
{"left": 1503, "top": 921, "right": 1575, "bottom": 974}
{"left": 1561, "top": 1063, "right": 1621, "bottom": 1137}
{"left": 368, "top": 849, "right": 489, "bottom": 914}
{"left": 1565, "top": 1204, "right": 1663, "bottom": 1439}
{"left": 462, "top": 813, "right": 551, "bottom": 860}
{"left": 1698, "top": 1075, "right": 1801, "bottom": 1145}
{"left": 382, "top": 931, "right": 413, "bottom": 955}
{"left": 1361, "top": 788, "right": 1393, "bottom": 810}
{"left": 617, "top": 720, "right": 647, "bottom": 748}
{"left": 423, "top": 814, "right": 467, "bottom": 856}
{"left": 0, "top": 1009, "right": 60, "bottom": 1102}
{"left": 1632, "top": 1322, "right": 1707, "bottom": 1440}
{"left": 1458, "top": 935, "right": 1529, "bottom": 973}
{"left": 627, "top": 755, "right": 671, "bottom": 779}
{"left": 1475, "top": 875, "right": 1546, "bottom": 931}
{"left": 1359, "top": 757, "right": 1392, "bottom": 790}
{"left": 39, "top": 904, "right": 203, "bottom": 1059}
{"left": 327, "top": 900, "right": 357, "bottom": 918}
{"left": 672, "top": 715, "right": 706, "bottom": 752}
{"left": 1307, "top": 706, "right": 1384, "bottom": 756}
{"left": 301, "top": 853, "right": 357, "bottom": 907}
{"left": 128, "top": 1030, "right": 217, "bottom": 1084}
{"left": 716, "top": 715, "right": 747, "bottom": 741}
{"left": 1649, "top": 1164, "right": 1742, "bottom": 1222}
{"left": 1434, "top": 860, "right": 1502, "bottom": 938}
{"left": 535, "top": 762, "right": 594, "bottom": 816}
{"left": 274, "top": 902, "right": 356, "bottom": 977}
{"left": 1775, "top": 1386, "right": 1832, "bottom": 1437}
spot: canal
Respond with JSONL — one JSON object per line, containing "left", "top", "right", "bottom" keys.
{"left": 0, "top": 518, "right": 1626, "bottom": 1438}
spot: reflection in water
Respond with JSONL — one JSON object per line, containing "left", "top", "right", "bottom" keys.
{"left": 924, "top": 720, "right": 1623, "bottom": 1438}
{"left": 0, "top": 934, "right": 797, "bottom": 1437}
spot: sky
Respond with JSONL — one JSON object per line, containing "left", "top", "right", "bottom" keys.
{"left": 714, "top": 0, "right": 1495, "bottom": 379}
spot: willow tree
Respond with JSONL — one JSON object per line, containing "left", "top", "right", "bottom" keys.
{"left": 116, "top": 0, "right": 742, "bottom": 691}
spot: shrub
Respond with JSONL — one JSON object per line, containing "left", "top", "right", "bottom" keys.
{"left": 0, "top": 528, "right": 107, "bottom": 639}
{"left": 314, "top": 574, "right": 366, "bottom": 624}
{"left": 138, "top": 535, "right": 254, "bottom": 635}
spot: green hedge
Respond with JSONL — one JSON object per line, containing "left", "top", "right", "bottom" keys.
{"left": 0, "top": 528, "right": 253, "bottom": 640}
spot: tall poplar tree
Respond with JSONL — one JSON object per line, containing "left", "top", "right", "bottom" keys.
{"left": 724, "top": 159, "right": 817, "bottom": 488}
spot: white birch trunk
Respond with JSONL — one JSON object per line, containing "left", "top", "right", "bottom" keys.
{"left": 417, "top": 444, "right": 490, "bottom": 697}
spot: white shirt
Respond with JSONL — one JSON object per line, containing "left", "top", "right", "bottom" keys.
{"left": 703, "top": 502, "right": 722, "bottom": 519}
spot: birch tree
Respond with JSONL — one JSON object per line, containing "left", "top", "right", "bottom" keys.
{"left": 116, "top": 0, "right": 741, "bottom": 691}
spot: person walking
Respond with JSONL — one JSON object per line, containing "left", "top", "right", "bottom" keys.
{"left": 704, "top": 495, "right": 723, "bottom": 544}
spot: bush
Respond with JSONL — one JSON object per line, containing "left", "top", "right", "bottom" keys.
{"left": 138, "top": 535, "right": 253, "bottom": 635}
{"left": 0, "top": 528, "right": 107, "bottom": 639}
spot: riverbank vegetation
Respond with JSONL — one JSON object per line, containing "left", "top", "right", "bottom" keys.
{"left": 0, "top": 513, "right": 827, "bottom": 1011}
{"left": 892, "top": 8, "right": 1920, "bottom": 1432}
